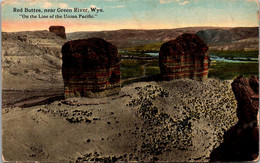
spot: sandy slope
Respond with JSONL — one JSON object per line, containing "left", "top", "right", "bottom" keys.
{"left": 2, "top": 79, "right": 238, "bottom": 162}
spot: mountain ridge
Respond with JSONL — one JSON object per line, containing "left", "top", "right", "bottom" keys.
{"left": 66, "top": 27, "right": 259, "bottom": 50}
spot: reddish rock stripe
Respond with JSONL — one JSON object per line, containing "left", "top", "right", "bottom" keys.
{"left": 85, "top": 83, "right": 120, "bottom": 87}
{"left": 85, "top": 72, "right": 120, "bottom": 78}
{"left": 67, "top": 54, "right": 121, "bottom": 60}
{"left": 61, "top": 64, "right": 118, "bottom": 67}
{"left": 64, "top": 73, "right": 120, "bottom": 79}
{"left": 159, "top": 33, "right": 209, "bottom": 81}
{"left": 62, "top": 38, "right": 121, "bottom": 98}
{"left": 63, "top": 75, "right": 120, "bottom": 79}
{"left": 62, "top": 68, "right": 120, "bottom": 73}
{"left": 62, "top": 66, "right": 120, "bottom": 69}
{"left": 62, "top": 70, "right": 120, "bottom": 76}
{"left": 71, "top": 53, "right": 82, "bottom": 58}
{"left": 62, "top": 72, "right": 121, "bottom": 76}
{"left": 65, "top": 80, "right": 121, "bottom": 85}
{"left": 83, "top": 83, "right": 120, "bottom": 87}
{"left": 64, "top": 85, "right": 120, "bottom": 93}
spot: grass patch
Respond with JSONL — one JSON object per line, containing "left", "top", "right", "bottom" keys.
{"left": 146, "top": 60, "right": 159, "bottom": 67}
{"left": 210, "top": 50, "right": 259, "bottom": 58}
{"left": 121, "top": 59, "right": 160, "bottom": 79}
{"left": 209, "top": 61, "right": 259, "bottom": 80}
{"left": 121, "top": 60, "right": 146, "bottom": 79}
{"left": 121, "top": 59, "right": 258, "bottom": 81}
{"left": 146, "top": 67, "right": 160, "bottom": 76}
{"left": 121, "top": 59, "right": 147, "bottom": 68}
{"left": 122, "top": 42, "right": 163, "bottom": 52}
{"left": 121, "top": 67, "right": 141, "bottom": 79}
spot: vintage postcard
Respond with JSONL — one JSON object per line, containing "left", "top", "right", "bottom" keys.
{"left": 1, "top": 0, "right": 259, "bottom": 162}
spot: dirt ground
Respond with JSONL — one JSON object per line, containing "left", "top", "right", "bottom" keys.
{"left": 2, "top": 79, "right": 238, "bottom": 162}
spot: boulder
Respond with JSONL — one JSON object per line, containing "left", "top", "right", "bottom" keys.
{"left": 49, "top": 26, "right": 66, "bottom": 39}
{"left": 62, "top": 38, "right": 121, "bottom": 98}
{"left": 159, "top": 33, "right": 209, "bottom": 81}
{"left": 210, "top": 75, "right": 259, "bottom": 161}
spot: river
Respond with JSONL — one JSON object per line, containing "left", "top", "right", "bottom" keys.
{"left": 145, "top": 52, "right": 259, "bottom": 63}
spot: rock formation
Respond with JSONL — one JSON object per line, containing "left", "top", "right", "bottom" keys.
{"left": 210, "top": 75, "right": 259, "bottom": 161}
{"left": 62, "top": 38, "right": 121, "bottom": 98}
{"left": 49, "top": 26, "right": 66, "bottom": 39}
{"left": 159, "top": 33, "right": 210, "bottom": 81}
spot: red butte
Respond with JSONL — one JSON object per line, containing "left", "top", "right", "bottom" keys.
{"left": 61, "top": 38, "right": 121, "bottom": 98}
{"left": 159, "top": 33, "right": 209, "bottom": 81}
{"left": 49, "top": 26, "right": 66, "bottom": 39}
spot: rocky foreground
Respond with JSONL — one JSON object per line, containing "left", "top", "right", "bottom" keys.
{"left": 210, "top": 76, "right": 259, "bottom": 161}
{"left": 2, "top": 79, "right": 238, "bottom": 162}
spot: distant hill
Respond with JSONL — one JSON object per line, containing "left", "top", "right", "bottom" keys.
{"left": 66, "top": 27, "right": 229, "bottom": 49}
{"left": 196, "top": 27, "right": 258, "bottom": 51}
{"left": 67, "top": 27, "right": 258, "bottom": 51}
{"left": 197, "top": 27, "right": 258, "bottom": 44}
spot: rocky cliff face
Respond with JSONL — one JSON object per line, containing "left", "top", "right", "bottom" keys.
{"left": 49, "top": 26, "right": 66, "bottom": 39}
{"left": 210, "top": 75, "right": 259, "bottom": 161}
{"left": 159, "top": 33, "right": 210, "bottom": 81}
{"left": 62, "top": 38, "right": 121, "bottom": 98}
{"left": 2, "top": 30, "right": 66, "bottom": 91}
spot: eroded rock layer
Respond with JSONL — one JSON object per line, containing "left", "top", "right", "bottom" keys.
{"left": 62, "top": 38, "right": 120, "bottom": 98}
{"left": 49, "top": 26, "right": 66, "bottom": 39}
{"left": 210, "top": 75, "right": 259, "bottom": 161}
{"left": 159, "top": 33, "right": 209, "bottom": 81}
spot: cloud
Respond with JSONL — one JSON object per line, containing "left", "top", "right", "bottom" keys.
{"left": 90, "top": 5, "right": 97, "bottom": 8}
{"left": 29, "top": 1, "right": 37, "bottom": 6}
{"left": 27, "top": 1, "right": 53, "bottom": 8}
{"left": 114, "top": 5, "right": 126, "bottom": 8}
{"left": 107, "top": 5, "right": 126, "bottom": 8}
{"left": 159, "top": 0, "right": 179, "bottom": 4}
{"left": 159, "top": 0, "right": 190, "bottom": 4}
{"left": 59, "top": 3, "right": 68, "bottom": 8}
{"left": 1, "top": 0, "right": 20, "bottom": 7}
{"left": 42, "top": 2, "right": 52, "bottom": 8}
{"left": 179, "top": 1, "right": 190, "bottom": 5}
{"left": 89, "top": 5, "right": 102, "bottom": 10}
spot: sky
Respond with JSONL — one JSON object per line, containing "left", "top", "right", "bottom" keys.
{"left": 1, "top": 0, "right": 259, "bottom": 33}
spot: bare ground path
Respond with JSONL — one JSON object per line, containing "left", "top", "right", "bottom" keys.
{"left": 2, "top": 88, "right": 64, "bottom": 108}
